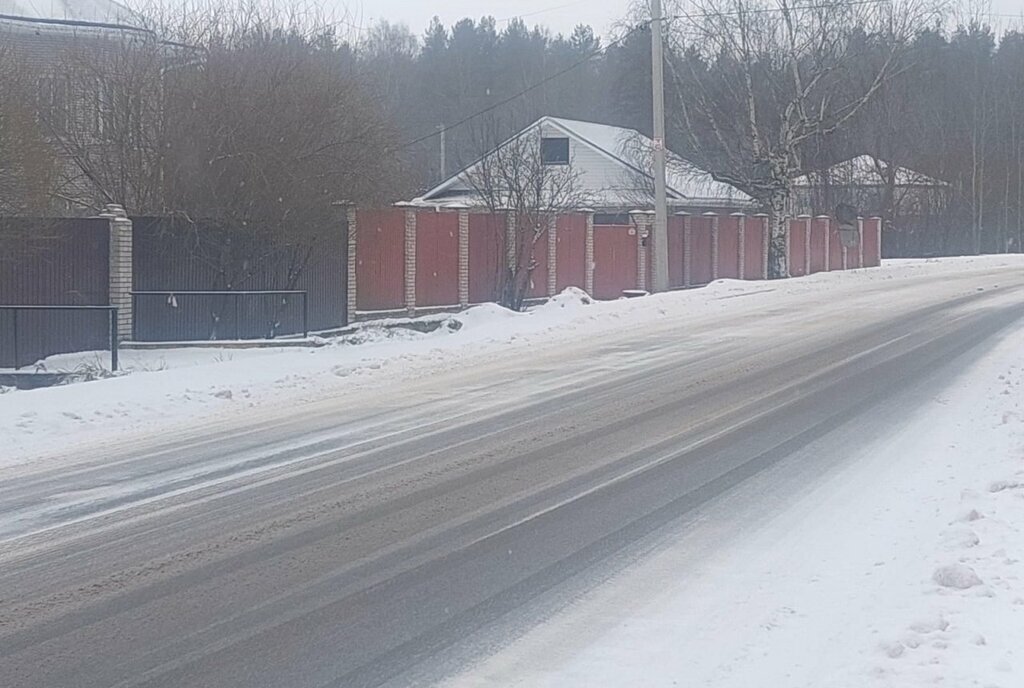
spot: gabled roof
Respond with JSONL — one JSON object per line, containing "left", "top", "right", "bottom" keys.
{"left": 414, "top": 116, "right": 753, "bottom": 209}
{"left": 792, "top": 155, "right": 950, "bottom": 188}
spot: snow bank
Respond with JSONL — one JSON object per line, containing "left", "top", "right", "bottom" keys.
{"left": 2, "top": 256, "right": 1022, "bottom": 468}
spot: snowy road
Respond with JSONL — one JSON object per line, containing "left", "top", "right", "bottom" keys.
{"left": 0, "top": 261, "right": 1023, "bottom": 687}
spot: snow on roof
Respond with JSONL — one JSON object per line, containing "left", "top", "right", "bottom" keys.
{"left": 0, "top": 0, "right": 140, "bottom": 26}
{"left": 415, "top": 116, "right": 753, "bottom": 209}
{"left": 792, "top": 155, "right": 949, "bottom": 188}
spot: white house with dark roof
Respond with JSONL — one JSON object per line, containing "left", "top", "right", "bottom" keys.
{"left": 412, "top": 116, "right": 754, "bottom": 217}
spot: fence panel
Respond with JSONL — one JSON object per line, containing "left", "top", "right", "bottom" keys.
{"left": 829, "top": 224, "right": 846, "bottom": 270}
{"left": 592, "top": 225, "right": 637, "bottom": 299}
{"left": 468, "top": 213, "right": 505, "bottom": 304}
{"left": 0, "top": 218, "right": 110, "bottom": 368}
{"left": 743, "top": 217, "right": 766, "bottom": 279}
{"left": 355, "top": 209, "right": 406, "bottom": 312}
{"left": 689, "top": 216, "right": 715, "bottom": 286}
{"left": 789, "top": 219, "right": 808, "bottom": 277}
{"left": 133, "top": 216, "right": 346, "bottom": 340}
{"left": 414, "top": 210, "right": 459, "bottom": 308}
{"left": 668, "top": 216, "right": 685, "bottom": 288}
{"left": 555, "top": 214, "right": 587, "bottom": 292}
{"left": 862, "top": 218, "right": 881, "bottom": 267}
{"left": 809, "top": 218, "right": 828, "bottom": 273}
{"left": 717, "top": 215, "right": 741, "bottom": 279}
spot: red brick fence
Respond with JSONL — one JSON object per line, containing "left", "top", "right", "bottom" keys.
{"left": 349, "top": 207, "right": 882, "bottom": 315}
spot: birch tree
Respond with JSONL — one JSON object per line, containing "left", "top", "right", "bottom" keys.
{"left": 664, "top": 0, "right": 928, "bottom": 276}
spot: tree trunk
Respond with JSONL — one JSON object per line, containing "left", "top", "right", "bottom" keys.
{"left": 767, "top": 191, "right": 789, "bottom": 279}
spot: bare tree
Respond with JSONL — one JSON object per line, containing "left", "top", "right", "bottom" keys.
{"left": 465, "top": 118, "right": 591, "bottom": 309}
{"left": 663, "top": 0, "right": 929, "bottom": 276}
{"left": 0, "top": 46, "right": 58, "bottom": 217}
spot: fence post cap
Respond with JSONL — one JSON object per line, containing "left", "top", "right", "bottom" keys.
{"left": 702, "top": 211, "right": 718, "bottom": 216}
{"left": 752, "top": 213, "right": 770, "bottom": 217}
{"left": 99, "top": 203, "right": 127, "bottom": 219}
{"left": 796, "top": 214, "right": 813, "bottom": 219}
{"left": 730, "top": 211, "right": 746, "bottom": 217}
{"left": 815, "top": 214, "right": 831, "bottom": 219}
{"left": 673, "top": 210, "right": 690, "bottom": 216}
{"left": 577, "top": 207, "right": 595, "bottom": 214}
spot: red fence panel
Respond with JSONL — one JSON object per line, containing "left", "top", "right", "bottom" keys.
{"left": 356, "top": 209, "right": 406, "bottom": 311}
{"left": 689, "top": 216, "right": 715, "bottom": 286}
{"left": 788, "top": 219, "right": 808, "bottom": 277}
{"left": 556, "top": 214, "right": 587, "bottom": 292}
{"left": 809, "top": 218, "right": 828, "bottom": 273}
{"left": 743, "top": 216, "right": 766, "bottom": 279}
{"left": 592, "top": 225, "right": 637, "bottom": 299}
{"left": 717, "top": 215, "right": 741, "bottom": 279}
{"left": 468, "top": 213, "right": 504, "bottom": 304}
{"left": 668, "top": 216, "right": 685, "bottom": 288}
{"left": 862, "top": 218, "right": 881, "bottom": 267}
{"left": 828, "top": 223, "right": 845, "bottom": 271}
{"left": 414, "top": 210, "right": 459, "bottom": 308}
{"left": 528, "top": 232, "right": 549, "bottom": 299}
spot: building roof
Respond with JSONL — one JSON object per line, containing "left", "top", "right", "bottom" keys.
{"left": 414, "top": 116, "right": 753, "bottom": 210}
{"left": 0, "top": 0, "right": 138, "bottom": 25}
{"left": 791, "top": 155, "right": 949, "bottom": 188}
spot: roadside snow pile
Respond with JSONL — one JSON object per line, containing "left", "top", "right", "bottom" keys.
{"left": 2, "top": 256, "right": 1023, "bottom": 468}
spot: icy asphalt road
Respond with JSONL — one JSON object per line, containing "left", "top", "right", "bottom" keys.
{"left": 1, "top": 265, "right": 1023, "bottom": 688}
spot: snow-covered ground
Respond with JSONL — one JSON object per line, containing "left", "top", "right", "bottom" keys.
{"left": 1, "top": 256, "right": 1022, "bottom": 469}
{"left": 443, "top": 296, "right": 1024, "bottom": 688}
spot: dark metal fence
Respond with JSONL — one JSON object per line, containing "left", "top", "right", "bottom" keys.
{"left": 132, "top": 217, "right": 346, "bottom": 341}
{"left": 0, "top": 218, "right": 111, "bottom": 368}
{"left": 1, "top": 306, "right": 119, "bottom": 371}
{"left": 130, "top": 291, "right": 308, "bottom": 341}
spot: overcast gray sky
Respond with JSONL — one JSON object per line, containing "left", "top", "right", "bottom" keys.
{"left": 337, "top": 0, "right": 626, "bottom": 38}
{"left": 337, "top": 0, "right": 1024, "bottom": 39}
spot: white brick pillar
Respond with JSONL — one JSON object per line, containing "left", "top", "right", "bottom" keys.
{"left": 584, "top": 211, "right": 595, "bottom": 296}
{"left": 735, "top": 213, "right": 746, "bottom": 280}
{"left": 681, "top": 213, "right": 692, "bottom": 287}
{"left": 344, "top": 205, "right": 358, "bottom": 320}
{"left": 457, "top": 209, "right": 470, "bottom": 307}
{"left": 871, "top": 216, "right": 883, "bottom": 266}
{"left": 547, "top": 215, "right": 558, "bottom": 297}
{"left": 706, "top": 212, "right": 720, "bottom": 281}
{"left": 100, "top": 204, "right": 133, "bottom": 341}
{"left": 822, "top": 216, "right": 831, "bottom": 271}
{"left": 404, "top": 208, "right": 417, "bottom": 314}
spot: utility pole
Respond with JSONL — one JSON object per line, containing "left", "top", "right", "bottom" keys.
{"left": 650, "top": 0, "right": 670, "bottom": 293}
{"left": 438, "top": 124, "right": 447, "bottom": 180}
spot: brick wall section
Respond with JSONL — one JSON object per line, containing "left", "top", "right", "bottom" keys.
{"left": 458, "top": 210, "right": 470, "bottom": 307}
{"left": 101, "top": 204, "right": 133, "bottom": 340}
{"left": 404, "top": 209, "right": 417, "bottom": 313}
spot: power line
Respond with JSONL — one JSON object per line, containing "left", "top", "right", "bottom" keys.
{"left": 397, "top": 21, "right": 649, "bottom": 151}
{"left": 667, "top": 0, "right": 893, "bottom": 22}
